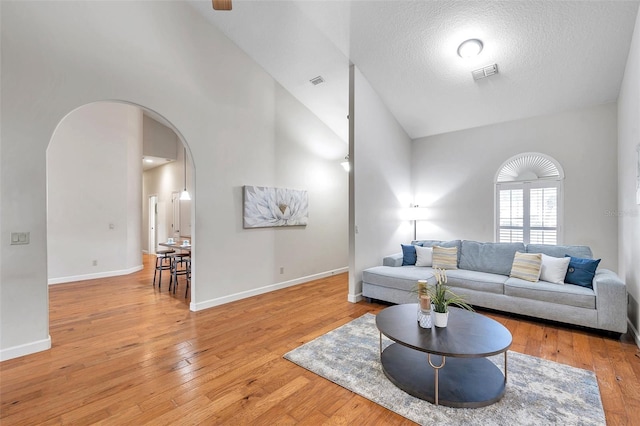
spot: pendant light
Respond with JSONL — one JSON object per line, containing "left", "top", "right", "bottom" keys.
{"left": 179, "top": 147, "right": 191, "bottom": 201}
{"left": 341, "top": 155, "right": 350, "bottom": 172}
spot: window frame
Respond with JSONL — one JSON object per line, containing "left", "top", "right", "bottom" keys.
{"left": 494, "top": 152, "right": 564, "bottom": 245}
{"left": 495, "top": 179, "right": 563, "bottom": 245}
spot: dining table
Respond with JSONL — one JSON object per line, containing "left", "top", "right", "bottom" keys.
{"left": 158, "top": 241, "right": 192, "bottom": 252}
{"left": 157, "top": 241, "right": 191, "bottom": 296}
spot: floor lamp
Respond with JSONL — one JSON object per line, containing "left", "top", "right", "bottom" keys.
{"left": 407, "top": 206, "right": 427, "bottom": 241}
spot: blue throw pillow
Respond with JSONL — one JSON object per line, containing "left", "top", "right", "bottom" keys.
{"left": 564, "top": 255, "right": 600, "bottom": 289}
{"left": 401, "top": 244, "right": 420, "bottom": 266}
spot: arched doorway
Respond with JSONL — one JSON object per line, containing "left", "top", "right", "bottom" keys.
{"left": 46, "top": 101, "right": 195, "bottom": 308}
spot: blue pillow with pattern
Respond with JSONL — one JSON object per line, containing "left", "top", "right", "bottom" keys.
{"left": 564, "top": 255, "right": 600, "bottom": 289}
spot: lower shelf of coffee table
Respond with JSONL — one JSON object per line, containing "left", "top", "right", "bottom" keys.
{"left": 381, "top": 343, "right": 506, "bottom": 408}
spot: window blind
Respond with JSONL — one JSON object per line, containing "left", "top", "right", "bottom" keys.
{"left": 497, "top": 185, "right": 558, "bottom": 244}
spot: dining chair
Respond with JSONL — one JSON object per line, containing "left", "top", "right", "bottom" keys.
{"left": 170, "top": 253, "right": 190, "bottom": 295}
{"left": 153, "top": 249, "right": 175, "bottom": 289}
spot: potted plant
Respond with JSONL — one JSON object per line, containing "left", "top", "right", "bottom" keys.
{"left": 429, "top": 268, "right": 473, "bottom": 327}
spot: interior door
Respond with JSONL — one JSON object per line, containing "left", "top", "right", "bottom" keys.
{"left": 149, "top": 195, "right": 158, "bottom": 254}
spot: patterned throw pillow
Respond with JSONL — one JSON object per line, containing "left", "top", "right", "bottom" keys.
{"left": 432, "top": 246, "right": 458, "bottom": 270}
{"left": 510, "top": 252, "right": 542, "bottom": 282}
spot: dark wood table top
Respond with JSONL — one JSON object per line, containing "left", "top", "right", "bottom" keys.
{"left": 376, "top": 304, "right": 512, "bottom": 358}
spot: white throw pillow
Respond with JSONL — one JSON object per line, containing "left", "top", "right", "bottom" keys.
{"left": 539, "top": 253, "right": 571, "bottom": 284}
{"left": 415, "top": 246, "right": 433, "bottom": 267}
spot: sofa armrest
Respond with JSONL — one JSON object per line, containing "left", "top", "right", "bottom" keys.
{"left": 383, "top": 253, "right": 404, "bottom": 267}
{"left": 593, "top": 269, "right": 628, "bottom": 333}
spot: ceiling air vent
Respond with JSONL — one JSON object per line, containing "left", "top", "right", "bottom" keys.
{"left": 309, "top": 76, "right": 325, "bottom": 86}
{"left": 472, "top": 64, "right": 499, "bottom": 81}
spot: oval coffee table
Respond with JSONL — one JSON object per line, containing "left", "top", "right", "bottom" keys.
{"left": 376, "top": 304, "right": 512, "bottom": 408}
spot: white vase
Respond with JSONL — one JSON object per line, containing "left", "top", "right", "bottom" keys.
{"left": 417, "top": 309, "right": 432, "bottom": 329}
{"left": 433, "top": 311, "right": 449, "bottom": 327}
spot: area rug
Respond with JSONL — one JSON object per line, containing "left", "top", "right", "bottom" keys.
{"left": 284, "top": 314, "right": 605, "bottom": 425}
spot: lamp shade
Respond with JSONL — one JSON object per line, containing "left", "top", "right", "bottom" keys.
{"left": 341, "top": 154, "right": 350, "bottom": 172}
{"left": 406, "top": 207, "right": 428, "bottom": 221}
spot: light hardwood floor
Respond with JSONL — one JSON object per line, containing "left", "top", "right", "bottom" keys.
{"left": 1, "top": 255, "right": 639, "bottom": 425}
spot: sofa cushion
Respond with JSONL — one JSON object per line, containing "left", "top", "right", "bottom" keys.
{"left": 565, "top": 256, "right": 601, "bottom": 289}
{"left": 505, "top": 277, "right": 595, "bottom": 309}
{"left": 459, "top": 240, "right": 525, "bottom": 276}
{"left": 526, "top": 244, "right": 592, "bottom": 259}
{"left": 432, "top": 246, "right": 458, "bottom": 270}
{"left": 362, "top": 266, "right": 434, "bottom": 292}
{"left": 445, "top": 269, "right": 507, "bottom": 294}
{"left": 510, "top": 252, "right": 542, "bottom": 282}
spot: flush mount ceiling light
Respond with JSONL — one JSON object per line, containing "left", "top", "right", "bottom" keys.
{"left": 457, "top": 39, "right": 483, "bottom": 58}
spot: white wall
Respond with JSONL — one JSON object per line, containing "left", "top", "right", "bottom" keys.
{"left": 618, "top": 7, "right": 640, "bottom": 342}
{"left": 47, "top": 102, "right": 143, "bottom": 283}
{"left": 413, "top": 103, "right": 619, "bottom": 270}
{"left": 0, "top": 1, "right": 347, "bottom": 360}
{"left": 350, "top": 67, "right": 413, "bottom": 300}
{"left": 273, "top": 85, "right": 348, "bottom": 283}
{"left": 143, "top": 114, "right": 178, "bottom": 160}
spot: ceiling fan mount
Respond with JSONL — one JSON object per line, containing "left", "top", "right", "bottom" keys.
{"left": 212, "top": 0, "right": 232, "bottom": 11}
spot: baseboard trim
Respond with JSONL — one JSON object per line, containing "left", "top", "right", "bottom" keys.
{"left": 627, "top": 318, "right": 640, "bottom": 349}
{"left": 48, "top": 265, "right": 144, "bottom": 285}
{"left": 0, "top": 335, "right": 52, "bottom": 362}
{"left": 348, "top": 293, "right": 363, "bottom": 303}
{"left": 191, "top": 267, "right": 349, "bottom": 312}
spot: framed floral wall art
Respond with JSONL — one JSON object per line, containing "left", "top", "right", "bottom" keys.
{"left": 243, "top": 185, "right": 309, "bottom": 228}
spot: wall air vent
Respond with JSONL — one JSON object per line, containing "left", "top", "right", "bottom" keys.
{"left": 472, "top": 64, "right": 499, "bottom": 81}
{"left": 309, "top": 76, "right": 325, "bottom": 86}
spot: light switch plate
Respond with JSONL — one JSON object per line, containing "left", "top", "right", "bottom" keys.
{"left": 10, "top": 232, "right": 30, "bottom": 245}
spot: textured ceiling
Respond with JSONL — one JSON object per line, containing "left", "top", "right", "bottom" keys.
{"left": 189, "top": 0, "right": 639, "bottom": 142}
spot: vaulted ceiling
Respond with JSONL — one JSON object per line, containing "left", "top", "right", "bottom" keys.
{"left": 189, "top": 0, "right": 639, "bottom": 142}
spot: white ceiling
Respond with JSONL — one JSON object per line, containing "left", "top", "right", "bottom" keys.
{"left": 142, "top": 156, "right": 173, "bottom": 171}
{"left": 189, "top": 0, "right": 639, "bottom": 142}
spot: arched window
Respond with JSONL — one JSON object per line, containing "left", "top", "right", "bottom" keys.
{"left": 495, "top": 153, "right": 564, "bottom": 245}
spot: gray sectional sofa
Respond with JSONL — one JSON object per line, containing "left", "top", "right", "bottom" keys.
{"left": 362, "top": 240, "right": 627, "bottom": 334}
